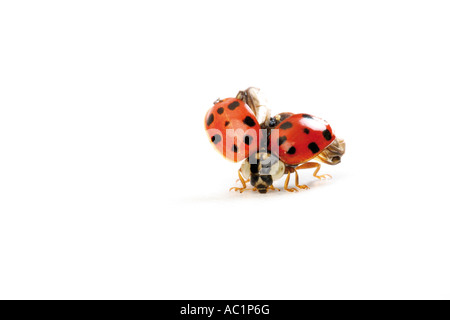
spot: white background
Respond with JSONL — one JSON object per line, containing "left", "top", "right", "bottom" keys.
{"left": 1, "top": 1, "right": 449, "bottom": 299}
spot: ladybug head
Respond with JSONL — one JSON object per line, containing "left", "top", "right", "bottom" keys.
{"left": 240, "top": 152, "right": 285, "bottom": 194}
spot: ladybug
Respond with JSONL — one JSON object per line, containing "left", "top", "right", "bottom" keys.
{"left": 204, "top": 88, "right": 346, "bottom": 193}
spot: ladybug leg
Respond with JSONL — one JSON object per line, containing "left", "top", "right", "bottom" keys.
{"left": 293, "top": 169, "right": 310, "bottom": 190}
{"left": 229, "top": 169, "right": 249, "bottom": 193}
{"left": 296, "top": 162, "right": 332, "bottom": 180}
{"left": 268, "top": 185, "right": 281, "bottom": 192}
{"left": 284, "top": 171, "right": 298, "bottom": 192}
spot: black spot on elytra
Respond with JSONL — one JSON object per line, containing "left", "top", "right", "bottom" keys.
{"left": 278, "top": 136, "right": 287, "bottom": 145}
{"left": 244, "top": 135, "right": 253, "bottom": 145}
{"left": 287, "top": 147, "right": 296, "bottom": 155}
{"left": 228, "top": 101, "right": 240, "bottom": 110}
{"left": 225, "top": 121, "right": 230, "bottom": 127}
{"left": 304, "top": 128, "right": 310, "bottom": 134}
{"left": 217, "top": 107, "right": 224, "bottom": 115}
{"left": 243, "top": 116, "right": 256, "bottom": 127}
{"left": 280, "top": 122, "right": 293, "bottom": 130}
{"left": 232, "top": 144, "right": 239, "bottom": 153}
{"left": 206, "top": 114, "right": 214, "bottom": 126}
{"left": 322, "top": 129, "right": 332, "bottom": 141}
{"left": 308, "top": 142, "right": 320, "bottom": 154}
{"left": 302, "top": 114, "right": 313, "bottom": 119}
{"left": 211, "top": 134, "right": 221, "bottom": 144}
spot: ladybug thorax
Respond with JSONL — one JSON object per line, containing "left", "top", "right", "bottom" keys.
{"left": 241, "top": 152, "right": 285, "bottom": 193}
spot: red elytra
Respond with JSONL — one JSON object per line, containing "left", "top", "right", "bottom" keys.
{"left": 205, "top": 98, "right": 261, "bottom": 162}
{"left": 269, "top": 113, "right": 336, "bottom": 166}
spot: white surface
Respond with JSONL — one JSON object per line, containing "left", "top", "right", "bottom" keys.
{"left": 1, "top": 1, "right": 449, "bottom": 299}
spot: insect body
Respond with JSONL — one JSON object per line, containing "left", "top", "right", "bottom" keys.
{"left": 204, "top": 88, "right": 346, "bottom": 193}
